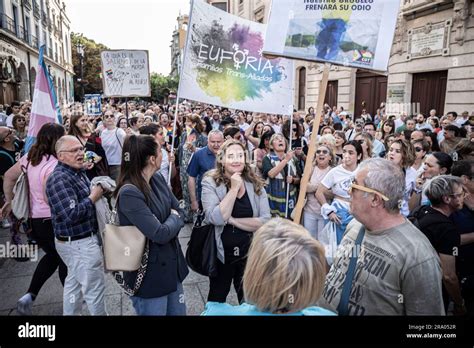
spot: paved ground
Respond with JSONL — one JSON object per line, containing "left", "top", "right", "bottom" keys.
{"left": 0, "top": 224, "right": 238, "bottom": 316}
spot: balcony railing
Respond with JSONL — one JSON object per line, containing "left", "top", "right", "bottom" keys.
{"left": 41, "top": 12, "right": 48, "bottom": 26}
{"left": 0, "top": 13, "right": 17, "bottom": 35}
{"left": 33, "top": 1, "right": 41, "bottom": 19}
{"left": 31, "top": 35, "right": 38, "bottom": 49}
{"left": 23, "top": 0, "right": 32, "bottom": 10}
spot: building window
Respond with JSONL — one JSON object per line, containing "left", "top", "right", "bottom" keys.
{"left": 25, "top": 16, "right": 31, "bottom": 43}
{"left": 12, "top": 5, "right": 19, "bottom": 36}
{"left": 298, "top": 67, "right": 306, "bottom": 111}
{"left": 211, "top": 2, "right": 227, "bottom": 12}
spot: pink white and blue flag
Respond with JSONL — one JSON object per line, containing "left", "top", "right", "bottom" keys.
{"left": 25, "top": 45, "right": 62, "bottom": 152}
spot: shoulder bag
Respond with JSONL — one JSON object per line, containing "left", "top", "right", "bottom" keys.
{"left": 12, "top": 161, "right": 31, "bottom": 221}
{"left": 103, "top": 184, "right": 146, "bottom": 272}
{"left": 186, "top": 211, "right": 218, "bottom": 278}
{"left": 103, "top": 184, "right": 149, "bottom": 296}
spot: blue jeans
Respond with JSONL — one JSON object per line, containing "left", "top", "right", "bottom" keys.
{"left": 131, "top": 283, "right": 186, "bottom": 316}
{"left": 316, "top": 18, "right": 347, "bottom": 61}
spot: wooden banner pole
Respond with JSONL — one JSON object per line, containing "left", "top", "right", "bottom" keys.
{"left": 293, "top": 63, "right": 331, "bottom": 224}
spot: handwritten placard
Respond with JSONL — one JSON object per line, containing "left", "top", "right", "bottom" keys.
{"left": 101, "top": 50, "right": 151, "bottom": 97}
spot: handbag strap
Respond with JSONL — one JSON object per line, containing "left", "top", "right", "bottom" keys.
{"left": 109, "top": 183, "right": 136, "bottom": 224}
{"left": 336, "top": 225, "right": 365, "bottom": 316}
{"left": 115, "top": 128, "right": 123, "bottom": 149}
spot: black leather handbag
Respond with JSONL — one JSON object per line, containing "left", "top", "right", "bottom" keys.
{"left": 186, "top": 212, "right": 218, "bottom": 277}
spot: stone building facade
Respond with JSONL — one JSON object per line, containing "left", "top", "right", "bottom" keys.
{"left": 0, "top": 0, "right": 74, "bottom": 106}
{"left": 170, "top": 14, "right": 189, "bottom": 78}
{"left": 208, "top": 0, "right": 473, "bottom": 117}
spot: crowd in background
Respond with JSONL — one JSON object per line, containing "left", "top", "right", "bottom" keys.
{"left": 0, "top": 98, "right": 473, "bottom": 316}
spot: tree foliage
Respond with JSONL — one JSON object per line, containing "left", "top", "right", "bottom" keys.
{"left": 71, "top": 32, "right": 109, "bottom": 100}
{"left": 150, "top": 73, "right": 178, "bottom": 103}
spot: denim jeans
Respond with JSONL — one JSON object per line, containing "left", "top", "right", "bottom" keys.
{"left": 303, "top": 212, "right": 327, "bottom": 240}
{"left": 55, "top": 234, "right": 107, "bottom": 315}
{"left": 131, "top": 283, "right": 186, "bottom": 316}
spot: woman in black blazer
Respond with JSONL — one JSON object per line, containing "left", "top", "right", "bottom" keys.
{"left": 115, "top": 135, "right": 188, "bottom": 315}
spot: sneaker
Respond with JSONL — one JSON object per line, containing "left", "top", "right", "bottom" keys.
{"left": 17, "top": 293, "right": 34, "bottom": 315}
{"left": 1, "top": 219, "right": 10, "bottom": 228}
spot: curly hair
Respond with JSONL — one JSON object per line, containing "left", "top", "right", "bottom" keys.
{"left": 390, "top": 139, "right": 416, "bottom": 168}
{"left": 208, "top": 139, "right": 265, "bottom": 195}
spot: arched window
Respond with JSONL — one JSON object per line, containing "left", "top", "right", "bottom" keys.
{"left": 298, "top": 67, "right": 306, "bottom": 111}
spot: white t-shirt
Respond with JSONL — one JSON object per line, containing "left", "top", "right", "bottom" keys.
{"left": 6, "top": 114, "right": 14, "bottom": 128}
{"left": 394, "top": 118, "right": 404, "bottom": 130}
{"left": 101, "top": 128, "right": 126, "bottom": 165}
{"left": 372, "top": 139, "right": 385, "bottom": 157}
{"left": 321, "top": 164, "right": 356, "bottom": 200}
{"left": 455, "top": 117, "right": 468, "bottom": 127}
{"left": 272, "top": 124, "right": 282, "bottom": 134}
{"left": 159, "top": 149, "right": 169, "bottom": 182}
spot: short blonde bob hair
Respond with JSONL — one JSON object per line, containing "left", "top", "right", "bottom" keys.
{"left": 243, "top": 219, "right": 326, "bottom": 314}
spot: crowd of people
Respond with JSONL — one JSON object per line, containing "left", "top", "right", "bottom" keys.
{"left": 0, "top": 98, "right": 473, "bottom": 316}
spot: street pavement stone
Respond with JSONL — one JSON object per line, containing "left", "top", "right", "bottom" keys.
{"left": 0, "top": 223, "right": 237, "bottom": 316}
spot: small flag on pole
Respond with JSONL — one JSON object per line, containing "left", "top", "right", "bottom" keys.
{"left": 25, "top": 45, "right": 62, "bottom": 152}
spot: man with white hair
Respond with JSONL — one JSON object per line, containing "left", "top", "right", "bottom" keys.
{"left": 46, "top": 135, "right": 106, "bottom": 315}
{"left": 318, "top": 158, "right": 444, "bottom": 315}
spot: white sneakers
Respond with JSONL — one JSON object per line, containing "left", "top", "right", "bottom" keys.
{"left": 17, "top": 293, "right": 34, "bottom": 315}
{"left": 1, "top": 219, "right": 11, "bottom": 229}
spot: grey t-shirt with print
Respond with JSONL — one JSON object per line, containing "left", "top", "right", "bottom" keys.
{"left": 318, "top": 219, "right": 445, "bottom": 315}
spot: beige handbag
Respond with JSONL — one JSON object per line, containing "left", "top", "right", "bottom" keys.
{"left": 103, "top": 185, "right": 146, "bottom": 272}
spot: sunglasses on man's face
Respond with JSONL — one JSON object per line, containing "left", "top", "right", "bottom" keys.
{"left": 414, "top": 147, "right": 423, "bottom": 152}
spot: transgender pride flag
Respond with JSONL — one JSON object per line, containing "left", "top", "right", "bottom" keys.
{"left": 25, "top": 45, "right": 62, "bottom": 152}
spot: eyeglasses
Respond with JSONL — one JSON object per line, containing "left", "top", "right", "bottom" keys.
{"left": 292, "top": 128, "right": 297, "bottom": 131}
{"left": 0, "top": 129, "right": 13, "bottom": 142}
{"left": 414, "top": 147, "right": 423, "bottom": 152}
{"left": 60, "top": 146, "right": 84, "bottom": 154}
{"left": 349, "top": 177, "right": 390, "bottom": 201}
{"left": 104, "top": 115, "right": 114, "bottom": 119}
{"left": 316, "top": 149, "right": 329, "bottom": 155}
{"left": 449, "top": 191, "right": 467, "bottom": 199}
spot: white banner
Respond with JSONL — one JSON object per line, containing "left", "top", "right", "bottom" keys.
{"left": 178, "top": 0, "right": 294, "bottom": 115}
{"left": 101, "top": 50, "right": 151, "bottom": 97}
{"left": 263, "top": 0, "right": 400, "bottom": 72}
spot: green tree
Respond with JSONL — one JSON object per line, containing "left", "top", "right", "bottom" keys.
{"left": 71, "top": 32, "right": 109, "bottom": 101}
{"left": 150, "top": 73, "right": 178, "bottom": 103}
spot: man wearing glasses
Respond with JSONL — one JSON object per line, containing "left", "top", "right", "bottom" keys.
{"left": 0, "top": 126, "right": 23, "bottom": 229}
{"left": 46, "top": 135, "right": 106, "bottom": 315}
{"left": 415, "top": 175, "right": 471, "bottom": 316}
{"left": 318, "top": 158, "right": 444, "bottom": 315}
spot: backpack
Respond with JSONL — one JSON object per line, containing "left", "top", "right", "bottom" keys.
{"left": 407, "top": 205, "right": 430, "bottom": 229}
{"left": 12, "top": 162, "right": 30, "bottom": 221}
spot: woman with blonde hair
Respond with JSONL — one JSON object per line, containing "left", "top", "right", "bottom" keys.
{"left": 201, "top": 139, "right": 271, "bottom": 303}
{"left": 202, "top": 219, "right": 335, "bottom": 315}
{"left": 303, "top": 144, "right": 336, "bottom": 240}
